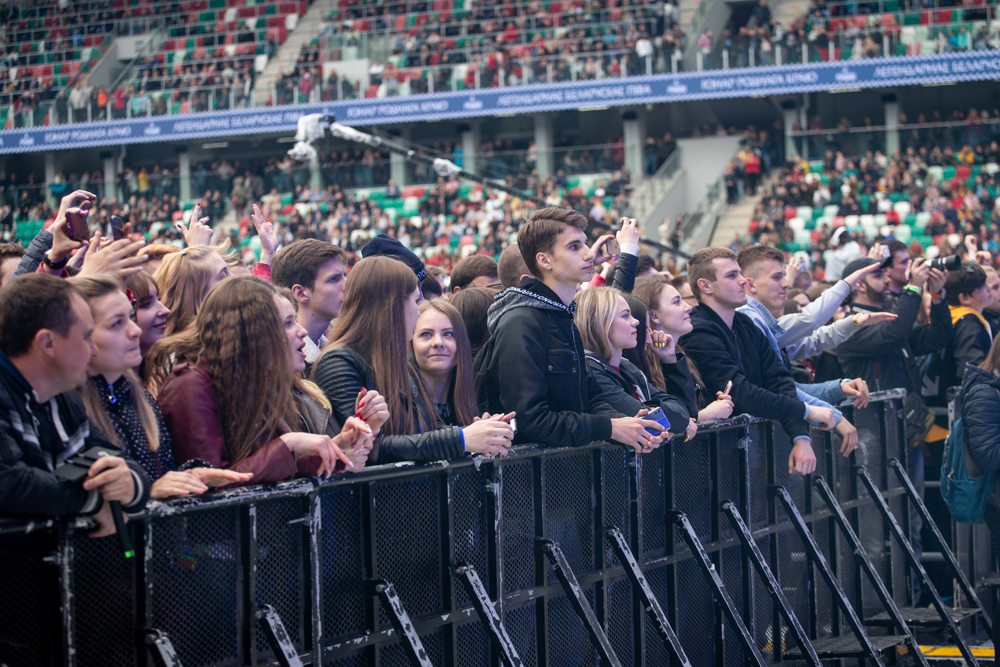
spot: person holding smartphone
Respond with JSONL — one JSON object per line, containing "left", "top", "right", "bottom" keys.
{"left": 574, "top": 286, "right": 693, "bottom": 447}
{"left": 0, "top": 274, "right": 150, "bottom": 536}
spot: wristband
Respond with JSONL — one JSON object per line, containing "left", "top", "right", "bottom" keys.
{"left": 42, "top": 252, "right": 69, "bottom": 270}
{"left": 903, "top": 284, "right": 921, "bottom": 295}
{"left": 851, "top": 313, "right": 862, "bottom": 327}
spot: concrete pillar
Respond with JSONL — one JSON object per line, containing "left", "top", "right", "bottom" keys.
{"left": 44, "top": 153, "right": 56, "bottom": 208}
{"left": 461, "top": 121, "right": 480, "bottom": 176}
{"left": 178, "top": 150, "right": 192, "bottom": 202}
{"left": 391, "top": 127, "right": 408, "bottom": 186}
{"left": 310, "top": 163, "right": 323, "bottom": 192}
{"left": 103, "top": 157, "right": 116, "bottom": 203}
{"left": 798, "top": 94, "right": 810, "bottom": 160}
{"left": 783, "top": 105, "right": 798, "bottom": 164}
{"left": 884, "top": 94, "right": 899, "bottom": 157}
{"left": 622, "top": 110, "right": 646, "bottom": 181}
{"left": 533, "top": 114, "right": 553, "bottom": 180}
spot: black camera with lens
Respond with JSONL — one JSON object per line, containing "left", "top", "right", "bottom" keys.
{"left": 928, "top": 255, "right": 961, "bottom": 271}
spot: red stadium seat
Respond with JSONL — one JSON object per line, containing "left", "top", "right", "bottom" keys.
{"left": 238, "top": 6, "right": 255, "bottom": 18}
{"left": 784, "top": 207, "right": 796, "bottom": 220}
{"left": 366, "top": 84, "right": 378, "bottom": 97}
{"left": 957, "top": 164, "right": 971, "bottom": 179}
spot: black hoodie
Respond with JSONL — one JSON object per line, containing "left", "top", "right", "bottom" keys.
{"left": 474, "top": 277, "right": 621, "bottom": 448}
{"left": 679, "top": 303, "right": 809, "bottom": 440}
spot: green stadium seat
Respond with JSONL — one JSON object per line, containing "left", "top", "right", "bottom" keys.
{"left": 904, "top": 213, "right": 916, "bottom": 226}
{"left": 943, "top": 166, "right": 956, "bottom": 180}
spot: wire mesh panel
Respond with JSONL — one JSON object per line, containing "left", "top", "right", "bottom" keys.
{"left": 812, "top": 516, "right": 838, "bottom": 639}
{"left": 774, "top": 528, "right": 811, "bottom": 639}
{"left": 378, "top": 627, "right": 444, "bottom": 666}
{"left": 643, "top": 564, "right": 671, "bottom": 667}
{"left": 318, "top": 487, "right": 365, "bottom": 642}
{"left": 546, "top": 586, "right": 598, "bottom": 667}
{"left": 456, "top": 616, "right": 491, "bottom": 666}
{"left": 72, "top": 529, "right": 136, "bottom": 667}
{"left": 717, "top": 429, "right": 743, "bottom": 542}
{"left": 641, "top": 444, "right": 667, "bottom": 558}
{"left": 673, "top": 434, "right": 712, "bottom": 543}
{"left": 543, "top": 451, "right": 594, "bottom": 577}
{"left": 146, "top": 507, "right": 242, "bottom": 667}
{"left": 719, "top": 544, "right": 746, "bottom": 667}
{"left": 602, "top": 446, "right": 630, "bottom": 569}
{"left": 0, "top": 529, "right": 60, "bottom": 667}
{"left": 675, "top": 557, "right": 715, "bottom": 667}
{"left": 750, "top": 544, "right": 774, "bottom": 656}
{"left": 252, "top": 497, "right": 306, "bottom": 660}
{"left": 504, "top": 600, "right": 538, "bottom": 667}
{"left": 500, "top": 460, "right": 535, "bottom": 595}
{"left": 373, "top": 476, "right": 443, "bottom": 623}
{"left": 605, "top": 574, "right": 634, "bottom": 665}
{"left": 889, "top": 495, "right": 909, "bottom": 607}
{"left": 746, "top": 422, "right": 770, "bottom": 529}
{"left": 451, "top": 468, "right": 489, "bottom": 608}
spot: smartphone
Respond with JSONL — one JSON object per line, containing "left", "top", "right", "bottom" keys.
{"left": 601, "top": 238, "right": 621, "bottom": 257}
{"left": 111, "top": 215, "right": 126, "bottom": 241}
{"left": 66, "top": 198, "right": 90, "bottom": 241}
{"left": 643, "top": 407, "right": 671, "bottom": 436}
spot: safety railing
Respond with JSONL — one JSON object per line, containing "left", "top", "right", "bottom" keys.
{"left": 0, "top": 389, "right": 988, "bottom": 667}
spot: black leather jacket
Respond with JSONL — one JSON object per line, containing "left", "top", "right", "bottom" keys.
{"left": 585, "top": 352, "right": 689, "bottom": 432}
{"left": 473, "top": 277, "right": 621, "bottom": 449}
{"left": 312, "top": 347, "right": 465, "bottom": 464}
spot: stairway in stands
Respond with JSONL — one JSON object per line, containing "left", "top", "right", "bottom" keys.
{"left": 253, "top": 0, "right": 336, "bottom": 106}
{"left": 708, "top": 186, "right": 765, "bottom": 248}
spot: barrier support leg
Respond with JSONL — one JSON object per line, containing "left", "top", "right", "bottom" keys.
{"left": 668, "top": 511, "right": 768, "bottom": 667}
{"left": 143, "top": 629, "right": 183, "bottom": 667}
{"left": 771, "top": 485, "right": 894, "bottom": 665}
{"left": 255, "top": 605, "right": 304, "bottom": 667}
{"left": 452, "top": 563, "right": 523, "bottom": 667}
{"left": 718, "top": 502, "right": 821, "bottom": 666}
{"left": 812, "top": 477, "right": 929, "bottom": 667}
{"left": 606, "top": 527, "right": 693, "bottom": 667}
{"left": 365, "top": 579, "right": 435, "bottom": 667}
{"left": 889, "top": 457, "right": 992, "bottom": 635}
{"left": 856, "top": 467, "right": 980, "bottom": 667}
{"left": 536, "top": 538, "right": 623, "bottom": 667}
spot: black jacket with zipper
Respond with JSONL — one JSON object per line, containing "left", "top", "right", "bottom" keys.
{"left": 679, "top": 304, "right": 809, "bottom": 440}
{"left": 585, "top": 352, "right": 689, "bottom": 432}
{"left": 312, "top": 347, "right": 465, "bottom": 464}
{"left": 0, "top": 349, "right": 151, "bottom": 516}
{"left": 474, "top": 277, "right": 621, "bottom": 449}
{"left": 959, "top": 363, "right": 1000, "bottom": 507}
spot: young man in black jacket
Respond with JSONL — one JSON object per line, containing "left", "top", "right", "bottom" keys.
{"left": 0, "top": 274, "right": 150, "bottom": 534}
{"left": 929, "top": 261, "right": 993, "bottom": 406}
{"left": 678, "top": 248, "right": 832, "bottom": 475}
{"left": 474, "top": 208, "right": 665, "bottom": 452}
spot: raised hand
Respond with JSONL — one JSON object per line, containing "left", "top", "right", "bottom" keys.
{"left": 79, "top": 233, "right": 148, "bottom": 279}
{"left": 251, "top": 203, "right": 278, "bottom": 264}
{"left": 650, "top": 329, "right": 677, "bottom": 362}
{"left": 590, "top": 234, "right": 616, "bottom": 267}
{"left": 616, "top": 217, "right": 640, "bottom": 248}
{"left": 842, "top": 260, "right": 883, "bottom": 291}
{"left": 355, "top": 388, "right": 390, "bottom": 436}
{"left": 854, "top": 311, "right": 898, "bottom": 327}
{"left": 176, "top": 202, "right": 214, "bottom": 247}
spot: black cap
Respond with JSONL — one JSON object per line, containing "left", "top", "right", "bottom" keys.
{"left": 840, "top": 255, "right": 891, "bottom": 281}
{"left": 361, "top": 233, "right": 427, "bottom": 282}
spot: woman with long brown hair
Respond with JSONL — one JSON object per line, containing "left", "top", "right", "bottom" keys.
{"left": 313, "top": 256, "right": 513, "bottom": 463}
{"left": 632, "top": 277, "right": 734, "bottom": 422}
{"left": 73, "top": 274, "right": 251, "bottom": 497}
{"left": 157, "top": 276, "right": 377, "bottom": 483}
{"left": 410, "top": 299, "right": 479, "bottom": 426}
{"left": 152, "top": 245, "right": 231, "bottom": 336}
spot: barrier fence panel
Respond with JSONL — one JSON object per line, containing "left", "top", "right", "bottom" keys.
{"left": 3, "top": 388, "right": 991, "bottom": 667}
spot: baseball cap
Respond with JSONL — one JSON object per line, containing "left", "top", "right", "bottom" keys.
{"left": 840, "top": 255, "right": 891, "bottom": 281}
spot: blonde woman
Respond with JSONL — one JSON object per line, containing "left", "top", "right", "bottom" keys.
{"left": 574, "top": 286, "right": 694, "bottom": 441}
{"left": 152, "top": 244, "right": 231, "bottom": 336}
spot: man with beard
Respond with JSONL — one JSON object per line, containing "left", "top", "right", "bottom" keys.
{"left": 836, "top": 255, "right": 952, "bottom": 601}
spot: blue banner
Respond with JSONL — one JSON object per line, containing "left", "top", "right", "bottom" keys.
{"left": 2, "top": 50, "right": 999, "bottom": 154}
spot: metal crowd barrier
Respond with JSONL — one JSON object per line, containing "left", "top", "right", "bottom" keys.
{"left": 0, "top": 389, "right": 991, "bottom": 667}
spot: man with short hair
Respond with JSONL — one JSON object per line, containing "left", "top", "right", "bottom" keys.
{"left": 670, "top": 274, "right": 697, "bottom": 307}
{"left": 271, "top": 239, "right": 348, "bottom": 365}
{"left": 929, "top": 261, "right": 994, "bottom": 405}
{"left": 498, "top": 242, "right": 531, "bottom": 289}
{"left": 736, "top": 245, "right": 892, "bottom": 457}
{"left": 679, "top": 248, "right": 830, "bottom": 475}
{"left": 0, "top": 242, "right": 25, "bottom": 287}
{"left": 475, "top": 208, "right": 671, "bottom": 451}
{"left": 0, "top": 274, "right": 150, "bottom": 532}
{"left": 450, "top": 254, "right": 499, "bottom": 293}
{"left": 883, "top": 239, "right": 910, "bottom": 301}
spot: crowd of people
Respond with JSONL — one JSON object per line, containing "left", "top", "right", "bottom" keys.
{"left": 4, "top": 181, "right": 1000, "bottom": 641}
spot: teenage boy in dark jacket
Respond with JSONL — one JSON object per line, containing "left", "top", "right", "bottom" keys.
{"left": 929, "top": 261, "right": 994, "bottom": 406}
{"left": 474, "top": 208, "right": 666, "bottom": 452}
{"left": 0, "top": 274, "right": 150, "bottom": 534}
{"left": 678, "top": 248, "right": 832, "bottom": 475}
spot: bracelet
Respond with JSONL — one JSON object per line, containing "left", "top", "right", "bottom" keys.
{"left": 851, "top": 313, "right": 862, "bottom": 327}
{"left": 42, "top": 252, "right": 69, "bottom": 270}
